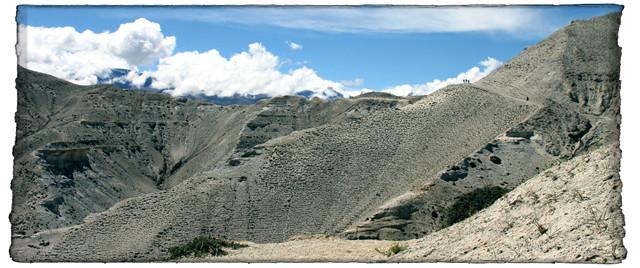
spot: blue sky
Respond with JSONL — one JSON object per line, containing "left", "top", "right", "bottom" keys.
{"left": 16, "top": 5, "right": 623, "bottom": 98}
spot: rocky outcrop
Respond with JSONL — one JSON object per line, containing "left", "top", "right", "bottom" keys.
{"left": 342, "top": 129, "right": 555, "bottom": 240}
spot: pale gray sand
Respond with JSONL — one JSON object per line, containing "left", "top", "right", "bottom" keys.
{"left": 392, "top": 144, "right": 624, "bottom": 263}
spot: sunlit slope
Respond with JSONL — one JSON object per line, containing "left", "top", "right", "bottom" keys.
{"left": 476, "top": 12, "right": 620, "bottom": 117}
{"left": 341, "top": 12, "right": 621, "bottom": 241}
{"left": 391, "top": 144, "right": 624, "bottom": 263}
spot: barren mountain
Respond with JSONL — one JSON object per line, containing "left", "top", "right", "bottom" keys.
{"left": 10, "top": 12, "right": 622, "bottom": 262}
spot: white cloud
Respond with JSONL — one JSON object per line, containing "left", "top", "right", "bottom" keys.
{"left": 342, "top": 88, "right": 373, "bottom": 98}
{"left": 383, "top": 57, "right": 503, "bottom": 97}
{"left": 286, "top": 41, "right": 303, "bottom": 50}
{"left": 17, "top": 18, "right": 346, "bottom": 99}
{"left": 108, "top": 18, "right": 176, "bottom": 66}
{"left": 132, "top": 42, "right": 345, "bottom": 98}
{"left": 168, "top": 6, "right": 553, "bottom": 38}
{"left": 17, "top": 17, "right": 504, "bottom": 102}
{"left": 17, "top": 18, "right": 175, "bottom": 85}
{"left": 341, "top": 78, "right": 364, "bottom": 87}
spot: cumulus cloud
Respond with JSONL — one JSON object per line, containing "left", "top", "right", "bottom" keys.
{"left": 341, "top": 78, "right": 364, "bottom": 87}
{"left": 108, "top": 19, "right": 176, "bottom": 66}
{"left": 17, "top": 18, "right": 345, "bottom": 99}
{"left": 129, "top": 42, "right": 345, "bottom": 98}
{"left": 383, "top": 57, "right": 503, "bottom": 97}
{"left": 17, "top": 18, "right": 175, "bottom": 85}
{"left": 17, "top": 17, "right": 503, "bottom": 102}
{"left": 286, "top": 41, "right": 303, "bottom": 50}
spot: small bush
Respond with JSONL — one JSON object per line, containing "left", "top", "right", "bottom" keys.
{"left": 444, "top": 186, "right": 510, "bottom": 227}
{"left": 375, "top": 244, "right": 407, "bottom": 257}
{"left": 167, "top": 237, "right": 248, "bottom": 260}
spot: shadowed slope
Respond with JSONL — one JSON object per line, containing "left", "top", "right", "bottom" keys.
{"left": 11, "top": 67, "right": 419, "bottom": 238}
{"left": 12, "top": 67, "right": 261, "bottom": 236}
{"left": 11, "top": 67, "right": 419, "bottom": 260}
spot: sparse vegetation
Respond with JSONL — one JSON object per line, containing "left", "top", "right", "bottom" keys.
{"left": 533, "top": 219, "right": 548, "bottom": 235}
{"left": 375, "top": 244, "right": 407, "bottom": 257}
{"left": 572, "top": 189, "right": 585, "bottom": 201}
{"left": 532, "top": 211, "right": 548, "bottom": 235}
{"left": 586, "top": 207, "right": 609, "bottom": 232}
{"left": 443, "top": 186, "right": 510, "bottom": 227}
{"left": 559, "top": 154, "right": 572, "bottom": 162}
{"left": 543, "top": 170, "right": 559, "bottom": 181}
{"left": 166, "top": 237, "right": 248, "bottom": 260}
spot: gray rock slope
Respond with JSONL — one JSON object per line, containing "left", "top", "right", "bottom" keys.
{"left": 11, "top": 68, "right": 417, "bottom": 237}
{"left": 391, "top": 143, "right": 624, "bottom": 263}
{"left": 476, "top": 12, "right": 621, "bottom": 118}
{"left": 10, "top": 68, "right": 422, "bottom": 260}
{"left": 12, "top": 67, "right": 262, "bottom": 235}
{"left": 341, "top": 11, "right": 621, "bottom": 241}
{"left": 10, "top": 12, "right": 621, "bottom": 262}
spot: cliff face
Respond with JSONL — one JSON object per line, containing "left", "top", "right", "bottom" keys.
{"left": 10, "top": 12, "right": 622, "bottom": 263}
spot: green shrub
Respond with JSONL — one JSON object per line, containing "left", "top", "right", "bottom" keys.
{"left": 444, "top": 186, "right": 510, "bottom": 227}
{"left": 375, "top": 244, "right": 407, "bottom": 257}
{"left": 166, "top": 237, "right": 248, "bottom": 260}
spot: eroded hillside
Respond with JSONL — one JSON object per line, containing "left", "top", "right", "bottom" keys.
{"left": 10, "top": 12, "right": 622, "bottom": 263}
{"left": 12, "top": 69, "right": 254, "bottom": 235}
{"left": 391, "top": 143, "right": 624, "bottom": 263}
{"left": 12, "top": 78, "right": 539, "bottom": 261}
{"left": 342, "top": 11, "right": 621, "bottom": 241}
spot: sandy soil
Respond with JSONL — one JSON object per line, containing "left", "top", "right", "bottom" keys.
{"left": 178, "top": 235, "right": 415, "bottom": 263}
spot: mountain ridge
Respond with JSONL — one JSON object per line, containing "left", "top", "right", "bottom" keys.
{"left": 94, "top": 67, "right": 347, "bottom": 106}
